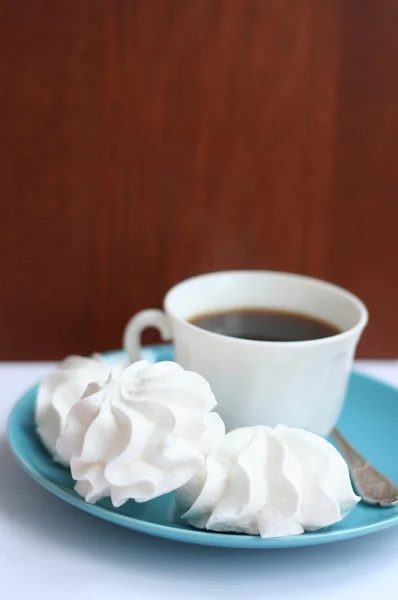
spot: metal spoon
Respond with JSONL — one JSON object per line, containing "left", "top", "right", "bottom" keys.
{"left": 332, "top": 429, "right": 398, "bottom": 507}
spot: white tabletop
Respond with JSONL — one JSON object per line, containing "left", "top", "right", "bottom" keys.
{"left": 1, "top": 360, "right": 398, "bottom": 600}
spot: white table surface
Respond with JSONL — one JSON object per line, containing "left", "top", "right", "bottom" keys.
{"left": 1, "top": 360, "right": 398, "bottom": 600}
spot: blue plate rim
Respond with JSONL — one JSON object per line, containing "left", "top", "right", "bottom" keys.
{"left": 7, "top": 345, "right": 398, "bottom": 549}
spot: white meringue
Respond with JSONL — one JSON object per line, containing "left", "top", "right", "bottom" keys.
{"left": 56, "top": 360, "right": 225, "bottom": 506}
{"left": 35, "top": 354, "right": 115, "bottom": 460}
{"left": 176, "top": 425, "right": 359, "bottom": 538}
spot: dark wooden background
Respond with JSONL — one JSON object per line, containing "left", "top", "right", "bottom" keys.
{"left": 1, "top": 0, "right": 397, "bottom": 359}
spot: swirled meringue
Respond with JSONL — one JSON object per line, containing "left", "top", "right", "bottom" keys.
{"left": 35, "top": 354, "right": 115, "bottom": 459}
{"left": 176, "top": 425, "right": 359, "bottom": 538}
{"left": 56, "top": 360, "right": 225, "bottom": 506}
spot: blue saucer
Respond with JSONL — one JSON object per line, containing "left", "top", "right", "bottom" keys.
{"left": 7, "top": 345, "right": 398, "bottom": 549}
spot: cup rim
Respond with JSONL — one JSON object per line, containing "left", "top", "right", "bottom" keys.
{"left": 164, "top": 270, "right": 369, "bottom": 348}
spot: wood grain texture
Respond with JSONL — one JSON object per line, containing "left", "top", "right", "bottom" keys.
{"left": 0, "top": 0, "right": 397, "bottom": 359}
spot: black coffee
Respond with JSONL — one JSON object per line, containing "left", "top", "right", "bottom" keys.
{"left": 190, "top": 308, "right": 340, "bottom": 342}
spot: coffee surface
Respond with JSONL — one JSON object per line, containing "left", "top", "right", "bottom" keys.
{"left": 190, "top": 308, "right": 340, "bottom": 342}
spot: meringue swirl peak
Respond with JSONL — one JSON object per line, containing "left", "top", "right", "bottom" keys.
{"left": 176, "top": 425, "right": 360, "bottom": 538}
{"left": 56, "top": 360, "right": 225, "bottom": 506}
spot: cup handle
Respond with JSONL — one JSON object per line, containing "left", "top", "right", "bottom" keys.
{"left": 123, "top": 309, "right": 173, "bottom": 362}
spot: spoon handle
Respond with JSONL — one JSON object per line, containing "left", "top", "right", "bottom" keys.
{"left": 332, "top": 428, "right": 398, "bottom": 507}
{"left": 331, "top": 429, "right": 366, "bottom": 470}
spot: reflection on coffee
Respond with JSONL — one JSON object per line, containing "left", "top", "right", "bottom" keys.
{"left": 190, "top": 308, "right": 341, "bottom": 342}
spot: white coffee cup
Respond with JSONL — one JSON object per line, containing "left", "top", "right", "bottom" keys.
{"left": 123, "top": 271, "right": 368, "bottom": 436}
